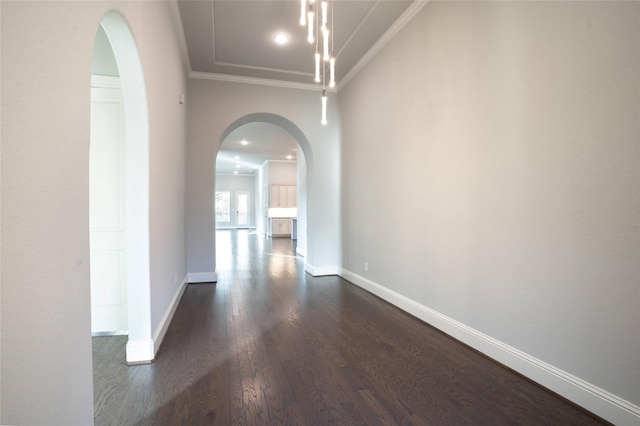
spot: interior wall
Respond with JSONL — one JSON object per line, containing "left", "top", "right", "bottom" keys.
{"left": 339, "top": 0, "right": 639, "bottom": 417}
{"left": 258, "top": 162, "right": 269, "bottom": 234}
{"left": 186, "top": 79, "right": 341, "bottom": 277}
{"left": 0, "top": 2, "right": 188, "bottom": 424}
{"left": 268, "top": 161, "right": 296, "bottom": 185}
{"left": 296, "top": 149, "right": 308, "bottom": 257}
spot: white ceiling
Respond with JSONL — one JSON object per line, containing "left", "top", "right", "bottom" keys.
{"left": 174, "top": 0, "right": 417, "bottom": 174}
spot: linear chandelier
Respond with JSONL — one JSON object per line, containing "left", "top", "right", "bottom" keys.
{"left": 300, "top": 0, "right": 335, "bottom": 125}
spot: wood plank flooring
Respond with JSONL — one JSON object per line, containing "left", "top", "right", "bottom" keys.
{"left": 93, "top": 229, "right": 609, "bottom": 425}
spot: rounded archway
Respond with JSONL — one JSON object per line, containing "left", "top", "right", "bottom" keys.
{"left": 92, "top": 11, "right": 152, "bottom": 364}
{"left": 215, "top": 113, "right": 313, "bottom": 269}
{"left": 219, "top": 113, "right": 314, "bottom": 173}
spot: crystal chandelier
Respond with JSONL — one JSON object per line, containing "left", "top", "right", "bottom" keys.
{"left": 300, "top": 0, "right": 335, "bottom": 125}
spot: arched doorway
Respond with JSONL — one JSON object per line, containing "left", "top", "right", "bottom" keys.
{"left": 215, "top": 113, "right": 313, "bottom": 270}
{"left": 90, "top": 12, "right": 153, "bottom": 364}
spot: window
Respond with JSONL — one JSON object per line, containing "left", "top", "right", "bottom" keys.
{"left": 215, "top": 191, "right": 231, "bottom": 223}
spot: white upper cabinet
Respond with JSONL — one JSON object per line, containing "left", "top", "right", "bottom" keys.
{"left": 269, "top": 185, "right": 296, "bottom": 208}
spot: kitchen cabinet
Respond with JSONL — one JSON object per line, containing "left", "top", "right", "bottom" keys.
{"left": 269, "top": 185, "right": 296, "bottom": 208}
{"left": 268, "top": 218, "right": 291, "bottom": 237}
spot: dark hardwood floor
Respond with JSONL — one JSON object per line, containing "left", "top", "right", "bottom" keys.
{"left": 93, "top": 229, "right": 609, "bottom": 425}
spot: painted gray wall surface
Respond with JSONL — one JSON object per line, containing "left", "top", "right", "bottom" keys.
{"left": 216, "top": 174, "right": 257, "bottom": 228}
{"left": 340, "top": 1, "right": 639, "bottom": 406}
{"left": 1, "top": 2, "right": 188, "bottom": 423}
{"left": 268, "top": 161, "right": 296, "bottom": 185}
{"left": 186, "top": 79, "right": 341, "bottom": 276}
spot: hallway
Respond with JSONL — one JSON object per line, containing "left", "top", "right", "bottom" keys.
{"left": 93, "top": 230, "right": 607, "bottom": 425}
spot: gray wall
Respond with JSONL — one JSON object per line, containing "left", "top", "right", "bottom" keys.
{"left": 268, "top": 160, "right": 296, "bottom": 185}
{"left": 1, "top": 2, "right": 188, "bottom": 423}
{"left": 340, "top": 0, "right": 639, "bottom": 415}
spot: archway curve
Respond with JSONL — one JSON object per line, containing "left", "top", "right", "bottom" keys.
{"left": 218, "top": 112, "right": 314, "bottom": 176}
{"left": 216, "top": 112, "right": 313, "bottom": 267}
{"left": 97, "top": 11, "right": 153, "bottom": 363}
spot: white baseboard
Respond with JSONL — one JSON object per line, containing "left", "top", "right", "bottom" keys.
{"left": 152, "top": 274, "right": 188, "bottom": 357}
{"left": 339, "top": 269, "right": 640, "bottom": 426}
{"left": 305, "top": 263, "right": 339, "bottom": 276}
{"left": 126, "top": 339, "right": 154, "bottom": 364}
{"left": 296, "top": 245, "right": 306, "bottom": 258}
{"left": 188, "top": 271, "right": 217, "bottom": 283}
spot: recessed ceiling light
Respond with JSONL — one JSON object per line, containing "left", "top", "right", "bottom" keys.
{"left": 234, "top": 171, "right": 238, "bottom": 174}
{"left": 235, "top": 164, "right": 241, "bottom": 168}
{"left": 240, "top": 140, "right": 249, "bottom": 146}
{"left": 273, "top": 33, "right": 290, "bottom": 45}
{"left": 234, "top": 156, "right": 240, "bottom": 160}
{"left": 286, "top": 154, "right": 293, "bottom": 160}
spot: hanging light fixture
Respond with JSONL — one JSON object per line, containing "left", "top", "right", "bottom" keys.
{"left": 300, "top": 0, "right": 335, "bottom": 125}
{"left": 321, "top": 89, "right": 328, "bottom": 125}
{"left": 307, "top": 4, "right": 315, "bottom": 43}
{"left": 300, "top": 0, "right": 307, "bottom": 25}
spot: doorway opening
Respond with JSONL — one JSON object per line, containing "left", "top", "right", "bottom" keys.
{"left": 90, "top": 12, "right": 152, "bottom": 364}
{"left": 236, "top": 191, "right": 250, "bottom": 228}
{"left": 214, "top": 113, "right": 312, "bottom": 269}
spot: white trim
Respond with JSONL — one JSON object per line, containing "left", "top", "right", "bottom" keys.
{"left": 339, "top": 269, "right": 640, "bottom": 426}
{"left": 152, "top": 274, "right": 188, "bottom": 357}
{"left": 91, "top": 75, "right": 121, "bottom": 89}
{"left": 214, "top": 61, "right": 314, "bottom": 78}
{"left": 188, "top": 271, "right": 218, "bottom": 283}
{"left": 337, "top": 0, "right": 429, "bottom": 92}
{"left": 125, "top": 339, "right": 154, "bottom": 364}
{"left": 101, "top": 11, "right": 153, "bottom": 370}
{"left": 305, "top": 263, "right": 339, "bottom": 277}
{"left": 296, "top": 245, "right": 306, "bottom": 258}
{"left": 189, "top": 71, "right": 331, "bottom": 93}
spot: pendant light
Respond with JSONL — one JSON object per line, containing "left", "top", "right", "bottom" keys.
{"left": 300, "top": 0, "right": 336, "bottom": 125}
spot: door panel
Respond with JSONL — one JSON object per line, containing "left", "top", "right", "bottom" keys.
{"left": 90, "top": 86, "right": 127, "bottom": 333}
{"left": 236, "top": 191, "right": 249, "bottom": 228}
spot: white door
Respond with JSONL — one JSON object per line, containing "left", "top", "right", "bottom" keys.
{"left": 236, "top": 191, "right": 250, "bottom": 228}
{"left": 90, "top": 85, "right": 128, "bottom": 333}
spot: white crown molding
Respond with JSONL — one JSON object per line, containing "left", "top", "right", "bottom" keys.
{"left": 189, "top": 71, "right": 331, "bottom": 92}
{"left": 213, "top": 61, "right": 314, "bottom": 78}
{"left": 337, "top": 0, "right": 430, "bottom": 92}
{"left": 91, "top": 75, "right": 121, "bottom": 89}
{"left": 169, "top": 0, "right": 193, "bottom": 76}
{"left": 339, "top": 268, "right": 640, "bottom": 426}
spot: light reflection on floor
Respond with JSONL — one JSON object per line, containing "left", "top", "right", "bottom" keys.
{"left": 215, "top": 229, "right": 302, "bottom": 279}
